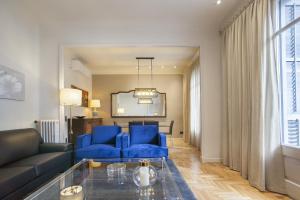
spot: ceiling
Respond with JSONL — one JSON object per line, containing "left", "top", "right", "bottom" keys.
{"left": 21, "top": 0, "right": 246, "bottom": 74}
{"left": 65, "top": 46, "right": 199, "bottom": 74}
{"left": 24, "top": 0, "right": 243, "bottom": 30}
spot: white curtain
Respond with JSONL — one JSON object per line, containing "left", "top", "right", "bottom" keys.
{"left": 221, "top": 0, "right": 286, "bottom": 193}
{"left": 183, "top": 58, "right": 201, "bottom": 150}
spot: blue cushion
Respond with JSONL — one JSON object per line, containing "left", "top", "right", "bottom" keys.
{"left": 158, "top": 133, "right": 167, "bottom": 147}
{"left": 130, "top": 125, "right": 158, "bottom": 145}
{"left": 76, "top": 144, "right": 121, "bottom": 159}
{"left": 122, "top": 134, "right": 130, "bottom": 148}
{"left": 116, "top": 133, "right": 123, "bottom": 148}
{"left": 122, "top": 144, "right": 168, "bottom": 158}
{"left": 76, "top": 134, "right": 92, "bottom": 149}
{"left": 92, "top": 126, "right": 121, "bottom": 144}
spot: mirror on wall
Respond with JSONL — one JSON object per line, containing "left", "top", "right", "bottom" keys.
{"left": 111, "top": 90, "right": 166, "bottom": 118}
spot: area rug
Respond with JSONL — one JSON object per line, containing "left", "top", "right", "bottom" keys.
{"left": 167, "top": 159, "right": 197, "bottom": 200}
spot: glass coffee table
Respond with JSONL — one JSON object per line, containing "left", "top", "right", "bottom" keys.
{"left": 24, "top": 158, "right": 183, "bottom": 200}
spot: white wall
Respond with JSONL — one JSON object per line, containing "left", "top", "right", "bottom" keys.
{"left": 199, "top": 35, "right": 222, "bottom": 162}
{"left": 63, "top": 51, "right": 92, "bottom": 118}
{"left": 282, "top": 146, "right": 300, "bottom": 200}
{"left": 0, "top": 1, "right": 40, "bottom": 130}
{"left": 38, "top": 21, "right": 222, "bottom": 161}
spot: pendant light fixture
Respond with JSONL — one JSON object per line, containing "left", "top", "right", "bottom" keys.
{"left": 133, "top": 57, "right": 158, "bottom": 99}
{"left": 138, "top": 98, "right": 153, "bottom": 104}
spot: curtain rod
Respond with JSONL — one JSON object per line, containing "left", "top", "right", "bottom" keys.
{"left": 219, "top": 0, "right": 255, "bottom": 32}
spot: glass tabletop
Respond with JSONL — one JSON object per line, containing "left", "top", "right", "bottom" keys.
{"left": 24, "top": 158, "right": 183, "bottom": 200}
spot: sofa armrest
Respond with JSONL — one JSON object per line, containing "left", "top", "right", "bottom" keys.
{"left": 76, "top": 134, "right": 92, "bottom": 149}
{"left": 122, "top": 133, "right": 130, "bottom": 148}
{"left": 158, "top": 133, "right": 167, "bottom": 147}
{"left": 116, "top": 133, "right": 124, "bottom": 148}
{"left": 39, "top": 143, "right": 73, "bottom": 153}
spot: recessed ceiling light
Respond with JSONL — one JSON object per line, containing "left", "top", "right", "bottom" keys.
{"left": 174, "top": 66, "right": 177, "bottom": 69}
{"left": 217, "top": 0, "right": 222, "bottom": 5}
{"left": 161, "top": 65, "right": 165, "bottom": 69}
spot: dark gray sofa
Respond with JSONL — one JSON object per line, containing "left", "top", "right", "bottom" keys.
{"left": 0, "top": 128, "right": 73, "bottom": 200}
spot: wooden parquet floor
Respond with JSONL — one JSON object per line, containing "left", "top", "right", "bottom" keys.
{"left": 168, "top": 138, "right": 291, "bottom": 200}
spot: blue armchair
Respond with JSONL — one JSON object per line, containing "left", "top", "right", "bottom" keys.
{"left": 122, "top": 125, "right": 168, "bottom": 158}
{"left": 75, "top": 126, "right": 123, "bottom": 161}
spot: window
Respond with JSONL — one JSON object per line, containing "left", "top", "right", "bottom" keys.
{"left": 279, "top": 0, "right": 300, "bottom": 146}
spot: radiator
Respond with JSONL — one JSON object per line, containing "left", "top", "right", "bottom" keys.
{"left": 35, "top": 120, "right": 60, "bottom": 143}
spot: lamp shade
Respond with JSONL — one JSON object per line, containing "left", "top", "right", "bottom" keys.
{"left": 60, "top": 88, "right": 82, "bottom": 106}
{"left": 90, "top": 99, "right": 101, "bottom": 108}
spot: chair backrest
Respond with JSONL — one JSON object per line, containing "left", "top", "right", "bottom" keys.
{"left": 169, "top": 120, "right": 174, "bottom": 135}
{"left": 0, "top": 128, "right": 41, "bottom": 166}
{"left": 130, "top": 125, "right": 158, "bottom": 145}
{"left": 92, "top": 126, "right": 121, "bottom": 145}
{"left": 144, "top": 120, "right": 159, "bottom": 126}
{"left": 129, "top": 121, "right": 143, "bottom": 127}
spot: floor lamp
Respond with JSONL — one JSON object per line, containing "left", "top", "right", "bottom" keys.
{"left": 60, "top": 88, "right": 82, "bottom": 138}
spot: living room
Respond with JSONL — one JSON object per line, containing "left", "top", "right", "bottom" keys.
{"left": 0, "top": 0, "right": 300, "bottom": 200}
{"left": 61, "top": 46, "right": 198, "bottom": 144}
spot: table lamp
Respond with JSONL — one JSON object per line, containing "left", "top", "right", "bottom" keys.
{"left": 60, "top": 88, "right": 82, "bottom": 135}
{"left": 90, "top": 99, "right": 101, "bottom": 117}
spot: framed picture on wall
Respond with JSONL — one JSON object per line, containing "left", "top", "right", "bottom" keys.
{"left": 0, "top": 64, "right": 25, "bottom": 101}
{"left": 71, "top": 85, "right": 88, "bottom": 107}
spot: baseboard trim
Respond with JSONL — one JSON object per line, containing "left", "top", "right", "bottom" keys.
{"left": 285, "top": 179, "right": 300, "bottom": 200}
{"left": 201, "top": 157, "right": 222, "bottom": 163}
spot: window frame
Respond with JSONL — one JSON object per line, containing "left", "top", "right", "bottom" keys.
{"left": 278, "top": 0, "right": 300, "bottom": 146}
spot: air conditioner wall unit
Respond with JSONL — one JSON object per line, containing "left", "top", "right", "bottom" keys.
{"left": 71, "top": 59, "right": 92, "bottom": 78}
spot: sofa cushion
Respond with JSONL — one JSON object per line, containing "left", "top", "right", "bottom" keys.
{"left": 76, "top": 144, "right": 121, "bottom": 159}
{"left": 39, "top": 143, "right": 73, "bottom": 153}
{"left": 122, "top": 144, "right": 168, "bottom": 158}
{"left": 92, "top": 126, "right": 121, "bottom": 145}
{"left": 76, "top": 134, "right": 92, "bottom": 149}
{"left": 0, "top": 166, "right": 36, "bottom": 199}
{"left": 0, "top": 129, "right": 41, "bottom": 166}
{"left": 130, "top": 125, "right": 158, "bottom": 145}
{"left": 8, "top": 152, "right": 68, "bottom": 176}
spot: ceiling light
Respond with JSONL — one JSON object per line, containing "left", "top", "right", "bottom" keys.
{"left": 217, "top": 0, "right": 222, "bottom": 5}
{"left": 133, "top": 57, "right": 158, "bottom": 99}
{"left": 161, "top": 65, "right": 165, "bottom": 69}
{"left": 174, "top": 66, "right": 177, "bottom": 69}
{"left": 134, "top": 88, "right": 158, "bottom": 98}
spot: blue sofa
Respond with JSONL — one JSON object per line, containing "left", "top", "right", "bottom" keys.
{"left": 75, "top": 126, "right": 123, "bottom": 161}
{"left": 122, "top": 125, "right": 168, "bottom": 158}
